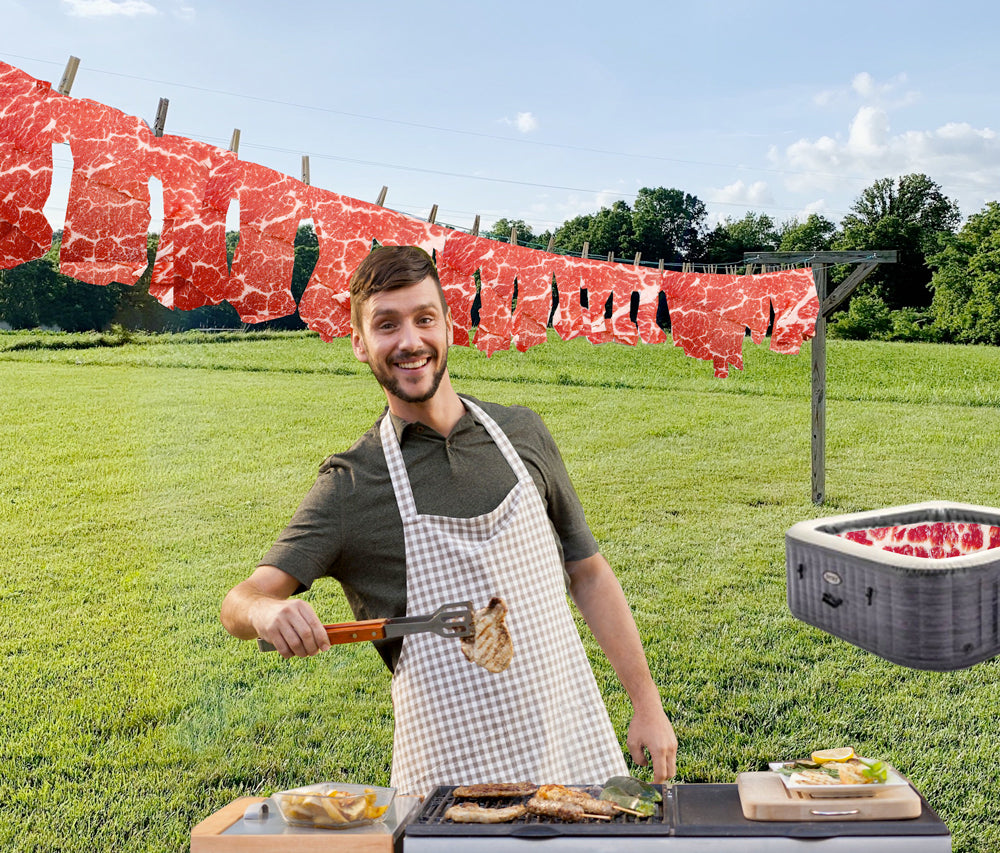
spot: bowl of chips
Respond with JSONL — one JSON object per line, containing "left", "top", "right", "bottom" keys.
{"left": 272, "top": 782, "right": 394, "bottom": 829}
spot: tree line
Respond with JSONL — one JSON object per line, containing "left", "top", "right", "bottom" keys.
{"left": 1, "top": 172, "right": 997, "bottom": 344}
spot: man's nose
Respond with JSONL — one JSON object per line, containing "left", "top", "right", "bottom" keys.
{"left": 398, "top": 319, "right": 421, "bottom": 349}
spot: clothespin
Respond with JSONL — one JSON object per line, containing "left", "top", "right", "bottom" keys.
{"left": 582, "top": 242, "right": 590, "bottom": 260}
{"left": 301, "top": 155, "right": 310, "bottom": 185}
{"left": 745, "top": 263, "right": 754, "bottom": 275}
{"left": 375, "top": 186, "right": 388, "bottom": 206}
{"left": 547, "top": 235, "right": 556, "bottom": 253}
{"left": 509, "top": 227, "right": 518, "bottom": 246}
{"left": 153, "top": 98, "right": 169, "bottom": 137}
{"left": 633, "top": 252, "right": 642, "bottom": 267}
{"left": 228, "top": 129, "right": 241, "bottom": 154}
{"left": 58, "top": 56, "right": 80, "bottom": 96}
{"left": 471, "top": 215, "right": 480, "bottom": 237}
{"left": 658, "top": 259, "right": 665, "bottom": 271}
{"left": 428, "top": 204, "right": 438, "bottom": 225}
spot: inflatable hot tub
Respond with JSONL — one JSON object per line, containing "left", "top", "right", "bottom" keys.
{"left": 786, "top": 500, "right": 1000, "bottom": 670}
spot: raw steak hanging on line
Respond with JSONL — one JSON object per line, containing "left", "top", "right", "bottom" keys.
{"left": 633, "top": 266, "right": 668, "bottom": 345}
{"left": 298, "top": 193, "right": 448, "bottom": 340}
{"left": 663, "top": 271, "right": 748, "bottom": 377}
{"left": 145, "top": 134, "right": 225, "bottom": 310}
{"left": 226, "top": 161, "right": 310, "bottom": 323}
{"left": 758, "top": 267, "right": 818, "bottom": 354}
{"left": 55, "top": 97, "right": 153, "bottom": 287}
{"left": 0, "top": 62, "right": 65, "bottom": 268}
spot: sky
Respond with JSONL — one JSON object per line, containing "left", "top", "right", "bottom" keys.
{"left": 2, "top": 0, "right": 998, "bottom": 253}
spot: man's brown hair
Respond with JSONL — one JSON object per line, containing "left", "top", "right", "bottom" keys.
{"left": 349, "top": 245, "right": 444, "bottom": 330}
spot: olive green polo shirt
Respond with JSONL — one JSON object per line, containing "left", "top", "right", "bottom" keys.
{"left": 259, "top": 395, "right": 599, "bottom": 671}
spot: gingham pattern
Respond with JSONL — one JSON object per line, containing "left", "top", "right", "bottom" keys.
{"left": 383, "top": 398, "right": 627, "bottom": 796}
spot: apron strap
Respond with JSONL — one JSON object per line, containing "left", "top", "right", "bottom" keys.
{"left": 379, "top": 398, "right": 533, "bottom": 523}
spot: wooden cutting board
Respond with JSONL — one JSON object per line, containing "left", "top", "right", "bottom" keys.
{"left": 737, "top": 772, "right": 923, "bottom": 821}
{"left": 191, "top": 796, "right": 417, "bottom": 852}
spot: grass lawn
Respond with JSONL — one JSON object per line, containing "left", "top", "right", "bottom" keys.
{"left": 2, "top": 328, "right": 999, "bottom": 852}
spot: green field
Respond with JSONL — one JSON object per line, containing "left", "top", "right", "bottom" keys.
{"left": 2, "top": 329, "right": 999, "bottom": 852}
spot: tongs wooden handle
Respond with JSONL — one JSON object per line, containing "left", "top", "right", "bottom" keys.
{"left": 257, "top": 601, "right": 474, "bottom": 653}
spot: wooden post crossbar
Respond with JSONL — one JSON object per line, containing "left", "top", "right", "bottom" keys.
{"left": 744, "top": 250, "right": 897, "bottom": 504}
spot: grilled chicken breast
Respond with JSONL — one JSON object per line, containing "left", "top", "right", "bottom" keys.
{"left": 461, "top": 596, "right": 514, "bottom": 673}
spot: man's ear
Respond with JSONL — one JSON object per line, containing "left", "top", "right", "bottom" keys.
{"left": 445, "top": 307, "right": 454, "bottom": 346}
{"left": 351, "top": 327, "right": 369, "bottom": 363}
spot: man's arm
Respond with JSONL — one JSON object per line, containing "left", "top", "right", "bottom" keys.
{"left": 220, "top": 565, "right": 331, "bottom": 658}
{"left": 565, "top": 552, "right": 677, "bottom": 782}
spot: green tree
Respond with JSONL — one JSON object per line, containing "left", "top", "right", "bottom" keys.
{"left": 778, "top": 214, "right": 837, "bottom": 252}
{"left": 553, "top": 213, "right": 595, "bottom": 254}
{"left": 703, "top": 211, "right": 779, "bottom": 264}
{"left": 487, "top": 218, "right": 536, "bottom": 245}
{"left": 835, "top": 174, "right": 960, "bottom": 310}
{"left": 630, "top": 187, "right": 708, "bottom": 265}
{"left": 928, "top": 201, "right": 1000, "bottom": 344}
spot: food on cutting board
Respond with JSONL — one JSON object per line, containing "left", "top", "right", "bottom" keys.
{"left": 444, "top": 803, "right": 527, "bottom": 823}
{"left": 461, "top": 596, "right": 514, "bottom": 673}
{"left": 274, "top": 785, "right": 390, "bottom": 828}
{"left": 773, "top": 748, "right": 890, "bottom": 786}
{"left": 453, "top": 781, "right": 538, "bottom": 798}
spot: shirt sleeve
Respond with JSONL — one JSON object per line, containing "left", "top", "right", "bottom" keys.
{"left": 257, "top": 461, "right": 346, "bottom": 591}
{"left": 511, "top": 405, "right": 599, "bottom": 563}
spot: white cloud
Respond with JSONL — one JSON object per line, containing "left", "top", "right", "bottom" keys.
{"left": 502, "top": 111, "right": 538, "bottom": 134}
{"left": 813, "top": 71, "right": 918, "bottom": 111}
{"left": 62, "top": 0, "right": 157, "bottom": 15}
{"left": 711, "top": 179, "right": 774, "bottom": 208}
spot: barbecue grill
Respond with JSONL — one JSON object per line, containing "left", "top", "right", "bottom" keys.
{"left": 402, "top": 784, "right": 950, "bottom": 852}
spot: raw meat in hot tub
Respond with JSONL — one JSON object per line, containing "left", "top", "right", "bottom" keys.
{"left": 227, "top": 161, "right": 310, "bottom": 323}
{"left": 146, "top": 134, "right": 226, "bottom": 310}
{"left": 842, "top": 521, "right": 1000, "bottom": 559}
{"left": 0, "top": 62, "right": 66, "bottom": 267}
{"left": 54, "top": 97, "right": 154, "bottom": 287}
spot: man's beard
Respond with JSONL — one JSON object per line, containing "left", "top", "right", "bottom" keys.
{"left": 369, "top": 349, "right": 448, "bottom": 404}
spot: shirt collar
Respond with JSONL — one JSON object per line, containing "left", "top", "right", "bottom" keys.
{"left": 385, "top": 397, "right": 478, "bottom": 443}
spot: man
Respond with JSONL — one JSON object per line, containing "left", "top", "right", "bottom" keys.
{"left": 221, "top": 245, "right": 676, "bottom": 794}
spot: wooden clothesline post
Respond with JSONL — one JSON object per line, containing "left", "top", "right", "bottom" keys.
{"left": 744, "top": 251, "right": 897, "bottom": 504}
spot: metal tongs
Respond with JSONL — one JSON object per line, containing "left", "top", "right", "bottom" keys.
{"left": 256, "top": 601, "right": 474, "bottom": 652}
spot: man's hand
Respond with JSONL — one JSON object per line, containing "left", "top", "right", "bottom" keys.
{"left": 626, "top": 702, "right": 677, "bottom": 783}
{"left": 220, "top": 565, "right": 331, "bottom": 658}
{"left": 251, "top": 595, "right": 331, "bottom": 658}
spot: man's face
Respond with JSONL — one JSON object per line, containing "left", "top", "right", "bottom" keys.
{"left": 351, "top": 276, "right": 453, "bottom": 406}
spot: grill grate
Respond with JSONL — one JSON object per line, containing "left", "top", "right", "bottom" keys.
{"left": 405, "top": 785, "right": 672, "bottom": 837}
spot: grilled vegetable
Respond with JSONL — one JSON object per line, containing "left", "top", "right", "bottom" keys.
{"left": 599, "top": 775, "right": 660, "bottom": 817}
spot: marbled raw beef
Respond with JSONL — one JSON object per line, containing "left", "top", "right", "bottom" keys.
{"left": 226, "top": 161, "right": 309, "bottom": 323}
{"left": 439, "top": 235, "right": 563, "bottom": 355}
{"left": 633, "top": 266, "right": 668, "bottom": 345}
{"left": 663, "top": 271, "right": 747, "bottom": 377}
{"left": 298, "top": 193, "right": 448, "bottom": 340}
{"left": 842, "top": 522, "right": 1000, "bottom": 559}
{"left": 55, "top": 97, "right": 153, "bottom": 286}
{"left": 436, "top": 230, "right": 479, "bottom": 347}
{"left": 0, "top": 62, "right": 65, "bottom": 267}
{"left": 145, "top": 134, "right": 224, "bottom": 310}
{"left": 759, "top": 268, "right": 818, "bottom": 353}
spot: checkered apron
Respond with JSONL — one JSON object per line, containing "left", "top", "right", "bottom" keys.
{"left": 383, "top": 398, "right": 628, "bottom": 796}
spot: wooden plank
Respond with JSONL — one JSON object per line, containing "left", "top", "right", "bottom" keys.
{"left": 743, "top": 251, "right": 897, "bottom": 264}
{"left": 737, "top": 773, "right": 922, "bottom": 821}
{"left": 812, "top": 263, "right": 828, "bottom": 504}
{"left": 191, "top": 796, "right": 399, "bottom": 852}
{"left": 822, "top": 261, "right": 878, "bottom": 316}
